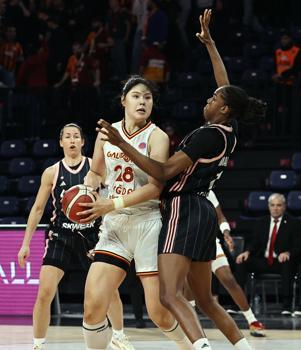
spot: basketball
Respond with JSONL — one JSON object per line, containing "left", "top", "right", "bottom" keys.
{"left": 62, "top": 184, "right": 96, "bottom": 224}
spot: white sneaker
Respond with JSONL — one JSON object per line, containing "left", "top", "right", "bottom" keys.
{"left": 110, "top": 333, "right": 135, "bottom": 350}
{"left": 33, "top": 346, "right": 44, "bottom": 350}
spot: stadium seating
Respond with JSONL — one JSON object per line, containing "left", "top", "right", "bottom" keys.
{"left": 291, "top": 152, "right": 301, "bottom": 171}
{"left": 0, "top": 139, "right": 26, "bottom": 158}
{"left": 32, "top": 139, "right": 59, "bottom": 157}
{"left": 245, "top": 191, "right": 272, "bottom": 213}
{"left": 8, "top": 157, "right": 36, "bottom": 176}
{"left": 268, "top": 170, "right": 298, "bottom": 190}
{"left": 42, "top": 157, "right": 60, "bottom": 171}
{"left": 287, "top": 191, "right": 301, "bottom": 213}
{"left": 0, "top": 196, "right": 19, "bottom": 216}
{"left": 17, "top": 175, "right": 41, "bottom": 195}
{"left": 0, "top": 216, "right": 26, "bottom": 224}
{"left": 0, "top": 175, "right": 9, "bottom": 194}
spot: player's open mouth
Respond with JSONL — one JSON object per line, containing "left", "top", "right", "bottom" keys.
{"left": 136, "top": 108, "right": 146, "bottom": 113}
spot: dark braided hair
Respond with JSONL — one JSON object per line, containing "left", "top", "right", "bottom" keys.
{"left": 220, "top": 85, "right": 267, "bottom": 124}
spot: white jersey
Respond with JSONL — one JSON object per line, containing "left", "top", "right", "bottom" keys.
{"left": 103, "top": 120, "right": 160, "bottom": 217}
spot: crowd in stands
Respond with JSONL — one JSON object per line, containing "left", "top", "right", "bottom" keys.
{"left": 0, "top": 0, "right": 300, "bottom": 143}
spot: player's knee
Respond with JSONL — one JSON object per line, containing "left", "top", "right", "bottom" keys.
{"left": 84, "top": 294, "right": 107, "bottom": 323}
{"left": 159, "top": 288, "right": 178, "bottom": 310}
{"left": 197, "top": 293, "right": 216, "bottom": 312}
{"left": 147, "top": 302, "right": 173, "bottom": 329}
{"left": 36, "top": 285, "right": 56, "bottom": 304}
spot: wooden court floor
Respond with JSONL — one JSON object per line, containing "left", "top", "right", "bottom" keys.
{"left": 1, "top": 325, "right": 301, "bottom": 350}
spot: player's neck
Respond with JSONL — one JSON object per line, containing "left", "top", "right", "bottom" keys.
{"left": 123, "top": 118, "right": 147, "bottom": 135}
{"left": 64, "top": 155, "right": 83, "bottom": 167}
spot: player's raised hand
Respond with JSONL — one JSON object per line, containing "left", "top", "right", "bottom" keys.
{"left": 196, "top": 8, "right": 213, "bottom": 45}
{"left": 96, "top": 119, "right": 124, "bottom": 147}
{"left": 18, "top": 245, "right": 30, "bottom": 268}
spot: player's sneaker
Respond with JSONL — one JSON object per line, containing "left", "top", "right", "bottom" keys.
{"left": 110, "top": 333, "right": 136, "bottom": 350}
{"left": 249, "top": 321, "right": 266, "bottom": 337}
{"left": 33, "top": 346, "right": 44, "bottom": 350}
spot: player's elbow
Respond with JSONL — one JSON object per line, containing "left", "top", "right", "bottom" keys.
{"left": 31, "top": 203, "right": 45, "bottom": 217}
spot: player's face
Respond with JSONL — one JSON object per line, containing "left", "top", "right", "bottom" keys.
{"left": 203, "top": 89, "right": 226, "bottom": 123}
{"left": 122, "top": 83, "right": 153, "bottom": 123}
{"left": 60, "top": 127, "right": 84, "bottom": 157}
{"left": 268, "top": 198, "right": 286, "bottom": 219}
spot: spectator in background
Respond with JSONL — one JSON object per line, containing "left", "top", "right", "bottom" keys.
{"left": 140, "top": 41, "right": 170, "bottom": 84}
{"left": 0, "top": 25, "right": 23, "bottom": 87}
{"left": 85, "top": 18, "right": 112, "bottom": 83}
{"left": 272, "top": 31, "right": 301, "bottom": 135}
{"left": 17, "top": 38, "right": 49, "bottom": 88}
{"left": 131, "top": 0, "right": 148, "bottom": 73}
{"left": 54, "top": 40, "right": 100, "bottom": 88}
{"left": 54, "top": 40, "right": 100, "bottom": 129}
{"left": 235, "top": 193, "right": 301, "bottom": 315}
{"left": 143, "top": 0, "right": 168, "bottom": 46}
{"left": 176, "top": 0, "right": 192, "bottom": 49}
{"left": 107, "top": 0, "right": 131, "bottom": 79}
{"left": 16, "top": 37, "right": 49, "bottom": 139}
{"left": 273, "top": 32, "right": 301, "bottom": 85}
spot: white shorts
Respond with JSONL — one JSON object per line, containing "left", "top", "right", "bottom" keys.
{"left": 211, "top": 239, "right": 229, "bottom": 273}
{"left": 94, "top": 211, "right": 161, "bottom": 275}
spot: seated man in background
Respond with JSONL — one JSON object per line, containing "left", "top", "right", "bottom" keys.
{"left": 235, "top": 193, "right": 301, "bottom": 315}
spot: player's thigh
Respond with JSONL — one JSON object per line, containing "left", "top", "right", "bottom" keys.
{"left": 84, "top": 261, "right": 126, "bottom": 302}
{"left": 188, "top": 261, "right": 212, "bottom": 303}
{"left": 38, "top": 265, "right": 64, "bottom": 298}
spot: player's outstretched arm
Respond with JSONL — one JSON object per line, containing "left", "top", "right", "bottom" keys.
{"left": 98, "top": 119, "right": 193, "bottom": 182}
{"left": 196, "top": 9, "right": 229, "bottom": 87}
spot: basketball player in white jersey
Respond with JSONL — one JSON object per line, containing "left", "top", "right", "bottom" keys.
{"left": 80, "top": 76, "right": 194, "bottom": 350}
{"left": 17, "top": 124, "right": 133, "bottom": 350}
{"left": 185, "top": 190, "right": 265, "bottom": 337}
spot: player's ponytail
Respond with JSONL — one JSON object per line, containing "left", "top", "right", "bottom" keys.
{"left": 221, "top": 85, "right": 267, "bottom": 124}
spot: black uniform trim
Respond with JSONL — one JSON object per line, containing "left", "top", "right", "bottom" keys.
{"left": 94, "top": 250, "right": 131, "bottom": 272}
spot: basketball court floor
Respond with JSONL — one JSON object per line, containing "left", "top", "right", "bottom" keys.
{"left": 1, "top": 315, "right": 301, "bottom": 350}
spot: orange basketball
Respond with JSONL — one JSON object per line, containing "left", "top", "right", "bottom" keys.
{"left": 62, "top": 184, "right": 96, "bottom": 224}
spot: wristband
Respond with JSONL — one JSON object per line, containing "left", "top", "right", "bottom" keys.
{"left": 113, "top": 197, "right": 125, "bottom": 210}
{"left": 219, "top": 222, "right": 230, "bottom": 234}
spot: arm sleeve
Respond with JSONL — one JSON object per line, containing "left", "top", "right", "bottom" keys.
{"left": 182, "top": 128, "right": 225, "bottom": 163}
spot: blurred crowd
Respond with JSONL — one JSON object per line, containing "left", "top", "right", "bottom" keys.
{"left": 0, "top": 0, "right": 300, "bottom": 142}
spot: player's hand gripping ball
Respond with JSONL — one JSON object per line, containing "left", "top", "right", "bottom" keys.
{"left": 62, "top": 184, "right": 96, "bottom": 224}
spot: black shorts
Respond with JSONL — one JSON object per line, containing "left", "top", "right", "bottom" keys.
{"left": 159, "top": 194, "right": 217, "bottom": 261}
{"left": 42, "top": 228, "right": 98, "bottom": 272}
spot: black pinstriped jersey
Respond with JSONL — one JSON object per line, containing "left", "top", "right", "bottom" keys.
{"left": 50, "top": 157, "right": 101, "bottom": 233}
{"left": 161, "top": 122, "right": 237, "bottom": 199}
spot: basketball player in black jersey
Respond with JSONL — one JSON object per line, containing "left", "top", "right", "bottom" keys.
{"left": 98, "top": 9, "right": 266, "bottom": 350}
{"left": 17, "top": 123, "right": 132, "bottom": 350}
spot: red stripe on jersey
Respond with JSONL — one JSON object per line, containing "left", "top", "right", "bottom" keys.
{"left": 121, "top": 119, "right": 152, "bottom": 139}
{"left": 163, "top": 196, "right": 180, "bottom": 252}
